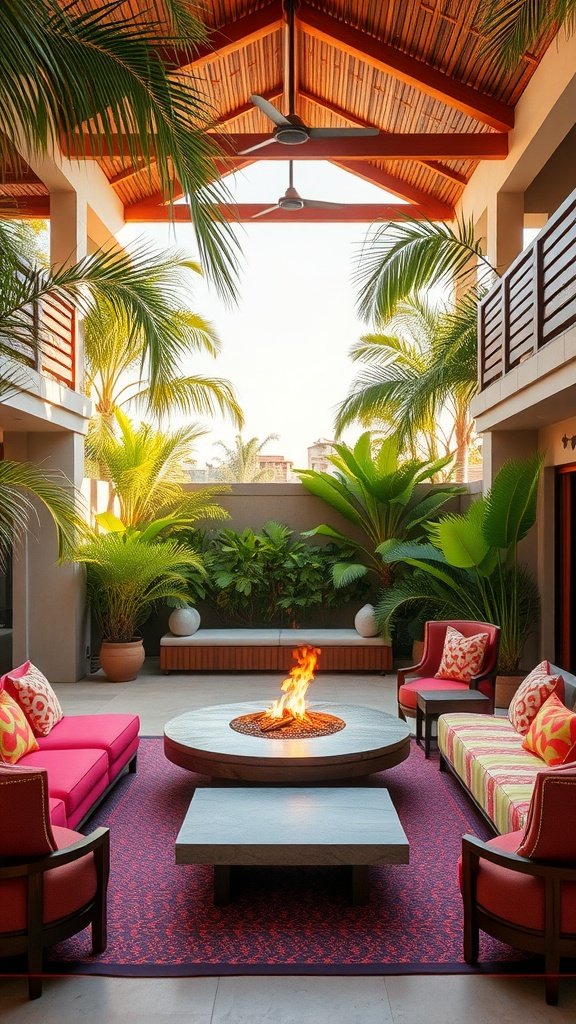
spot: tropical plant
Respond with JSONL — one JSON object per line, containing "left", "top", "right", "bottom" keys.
{"left": 92, "top": 411, "right": 229, "bottom": 537}
{"left": 74, "top": 532, "right": 203, "bottom": 643}
{"left": 296, "top": 432, "right": 462, "bottom": 591}
{"left": 335, "top": 295, "right": 480, "bottom": 482}
{"left": 201, "top": 521, "right": 368, "bottom": 627}
{"left": 478, "top": 0, "right": 576, "bottom": 69}
{"left": 84, "top": 262, "right": 243, "bottom": 461}
{"left": 0, "top": 0, "right": 240, "bottom": 298}
{"left": 376, "top": 453, "right": 544, "bottom": 672}
{"left": 208, "top": 433, "right": 280, "bottom": 483}
{"left": 355, "top": 215, "right": 496, "bottom": 324}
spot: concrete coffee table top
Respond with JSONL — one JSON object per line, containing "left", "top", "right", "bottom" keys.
{"left": 164, "top": 702, "right": 411, "bottom": 782}
{"left": 175, "top": 786, "right": 409, "bottom": 905}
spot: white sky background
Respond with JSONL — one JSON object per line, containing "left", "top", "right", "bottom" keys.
{"left": 119, "top": 161, "right": 405, "bottom": 469}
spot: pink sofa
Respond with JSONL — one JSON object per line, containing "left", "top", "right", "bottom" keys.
{"left": 17, "top": 714, "right": 140, "bottom": 829}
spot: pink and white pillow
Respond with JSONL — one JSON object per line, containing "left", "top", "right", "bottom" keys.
{"left": 2, "top": 661, "right": 63, "bottom": 737}
{"left": 508, "top": 660, "right": 564, "bottom": 736}
{"left": 435, "top": 625, "right": 489, "bottom": 683}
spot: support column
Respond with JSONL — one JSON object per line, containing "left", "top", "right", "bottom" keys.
{"left": 50, "top": 189, "right": 88, "bottom": 390}
{"left": 486, "top": 192, "right": 525, "bottom": 275}
{"left": 7, "top": 431, "right": 88, "bottom": 682}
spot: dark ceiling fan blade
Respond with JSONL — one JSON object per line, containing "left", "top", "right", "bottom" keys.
{"left": 250, "top": 95, "right": 291, "bottom": 127}
{"left": 238, "top": 136, "right": 280, "bottom": 155}
{"left": 252, "top": 204, "right": 282, "bottom": 219}
{"left": 301, "top": 198, "right": 346, "bottom": 209}
{"left": 308, "top": 127, "right": 380, "bottom": 137}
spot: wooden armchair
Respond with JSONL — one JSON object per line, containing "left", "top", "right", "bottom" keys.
{"left": 0, "top": 764, "right": 109, "bottom": 999}
{"left": 461, "top": 764, "right": 576, "bottom": 1005}
{"left": 397, "top": 619, "right": 500, "bottom": 720}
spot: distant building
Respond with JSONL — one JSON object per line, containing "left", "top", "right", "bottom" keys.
{"left": 257, "top": 454, "right": 295, "bottom": 482}
{"left": 307, "top": 438, "right": 336, "bottom": 474}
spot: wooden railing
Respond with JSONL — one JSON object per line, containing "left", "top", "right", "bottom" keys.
{"left": 479, "top": 189, "right": 576, "bottom": 390}
{"left": 14, "top": 293, "right": 76, "bottom": 391}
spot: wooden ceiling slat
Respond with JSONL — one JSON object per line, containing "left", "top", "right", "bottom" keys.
{"left": 166, "top": 2, "right": 283, "bottom": 70}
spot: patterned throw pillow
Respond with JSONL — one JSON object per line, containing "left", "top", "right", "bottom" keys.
{"left": 508, "top": 661, "right": 564, "bottom": 736}
{"left": 435, "top": 626, "right": 489, "bottom": 683}
{"left": 3, "top": 661, "right": 63, "bottom": 736}
{"left": 522, "top": 693, "right": 576, "bottom": 766}
{"left": 0, "top": 690, "right": 39, "bottom": 763}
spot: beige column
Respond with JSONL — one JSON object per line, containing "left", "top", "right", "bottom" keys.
{"left": 50, "top": 189, "right": 88, "bottom": 390}
{"left": 486, "top": 192, "right": 525, "bottom": 275}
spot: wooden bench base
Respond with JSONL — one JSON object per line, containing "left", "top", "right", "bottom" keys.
{"left": 160, "top": 643, "right": 392, "bottom": 673}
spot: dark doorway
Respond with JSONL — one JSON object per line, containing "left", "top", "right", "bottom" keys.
{"left": 555, "top": 465, "right": 576, "bottom": 672}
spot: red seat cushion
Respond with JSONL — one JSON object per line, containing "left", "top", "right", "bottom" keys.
{"left": 0, "top": 825, "right": 97, "bottom": 934}
{"left": 48, "top": 796, "right": 67, "bottom": 827}
{"left": 399, "top": 677, "right": 470, "bottom": 710}
{"left": 459, "top": 831, "right": 576, "bottom": 933}
{"left": 36, "top": 714, "right": 140, "bottom": 771}
{"left": 18, "top": 748, "right": 108, "bottom": 820}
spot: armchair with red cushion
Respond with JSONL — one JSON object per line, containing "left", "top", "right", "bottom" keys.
{"left": 0, "top": 764, "right": 109, "bottom": 999}
{"left": 460, "top": 764, "right": 576, "bottom": 1005}
{"left": 396, "top": 619, "right": 501, "bottom": 721}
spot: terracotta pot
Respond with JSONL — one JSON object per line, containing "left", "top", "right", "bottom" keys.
{"left": 99, "top": 639, "right": 145, "bottom": 682}
{"left": 495, "top": 673, "right": 525, "bottom": 710}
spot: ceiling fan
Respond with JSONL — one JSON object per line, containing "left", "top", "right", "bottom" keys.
{"left": 240, "top": 0, "right": 379, "bottom": 155}
{"left": 252, "top": 160, "right": 344, "bottom": 218}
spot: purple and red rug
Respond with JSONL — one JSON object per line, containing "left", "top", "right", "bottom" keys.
{"left": 37, "top": 739, "right": 543, "bottom": 976}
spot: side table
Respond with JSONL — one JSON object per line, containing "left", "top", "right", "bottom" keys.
{"left": 415, "top": 689, "right": 491, "bottom": 759}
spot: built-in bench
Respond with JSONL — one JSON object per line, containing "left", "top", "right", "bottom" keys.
{"left": 160, "top": 629, "right": 392, "bottom": 673}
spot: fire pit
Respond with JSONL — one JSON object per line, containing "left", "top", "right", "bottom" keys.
{"left": 164, "top": 647, "right": 411, "bottom": 782}
{"left": 230, "top": 646, "right": 346, "bottom": 739}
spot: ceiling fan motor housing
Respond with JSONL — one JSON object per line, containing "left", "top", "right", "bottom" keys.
{"left": 274, "top": 126, "right": 310, "bottom": 145}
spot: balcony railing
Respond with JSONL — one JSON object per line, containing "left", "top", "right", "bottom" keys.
{"left": 14, "top": 293, "right": 76, "bottom": 391}
{"left": 479, "top": 189, "right": 576, "bottom": 391}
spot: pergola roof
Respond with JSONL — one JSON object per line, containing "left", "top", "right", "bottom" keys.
{"left": 4, "top": 0, "right": 554, "bottom": 223}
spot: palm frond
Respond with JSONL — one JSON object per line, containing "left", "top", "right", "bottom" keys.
{"left": 478, "top": 0, "right": 572, "bottom": 68}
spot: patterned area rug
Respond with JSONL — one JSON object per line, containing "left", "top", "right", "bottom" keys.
{"left": 36, "top": 739, "right": 541, "bottom": 975}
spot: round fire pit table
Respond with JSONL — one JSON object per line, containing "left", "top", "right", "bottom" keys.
{"left": 164, "top": 701, "right": 411, "bottom": 783}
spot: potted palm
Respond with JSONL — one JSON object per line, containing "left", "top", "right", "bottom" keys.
{"left": 377, "top": 453, "right": 543, "bottom": 699}
{"left": 74, "top": 532, "right": 203, "bottom": 681}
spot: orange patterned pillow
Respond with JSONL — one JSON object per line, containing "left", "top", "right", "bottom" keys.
{"left": 435, "top": 625, "right": 489, "bottom": 683}
{"left": 4, "top": 661, "right": 63, "bottom": 736}
{"left": 508, "top": 661, "right": 564, "bottom": 736}
{"left": 0, "top": 691, "right": 39, "bottom": 763}
{"left": 522, "top": 693, "right": 576, "bottom": 766}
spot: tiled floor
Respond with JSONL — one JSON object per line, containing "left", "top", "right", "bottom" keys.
{"left": 2, "top": 662, "right": 575, "bottom": 1022}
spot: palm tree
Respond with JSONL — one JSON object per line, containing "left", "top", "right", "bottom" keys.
{"left": 84, "top": 262, "right": 243, "bottom": 464}
{"left": 0, "top": 0, "right": 240, "bottom": 298}
{"left": 335, "top": 295, "right": 480, "bottom": 482}
{"left": 93, "top": 411, "right": 229, "bottom": 534}
{"left": 478, "top": 1, "right": 576, "bottom": 69}
{"left": 208, "top": 434, "right": 280, "bottom": 483}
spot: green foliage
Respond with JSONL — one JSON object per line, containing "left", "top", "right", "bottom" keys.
{"left": 478, "top": 0, "right": 576, "bottom": 70}
{"left": 377, "top": 455, "right": 544, "bottom": 671}
{"left": 296, "top": 432, "right": 462, "bottom": 589}
{"left": 208, "top": 434, "right": 280, "bottom": 482}
{"left": 196, "top": 521, "right": 369, "bottom": 627}
{"left": 74, "top": 531, "right": 203, "bottom": 642}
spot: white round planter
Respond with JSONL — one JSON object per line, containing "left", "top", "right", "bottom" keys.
{"left": 169, "top": 607, "right": 201, "bottom": 637}
{"left": 354, "top": 603, "right": 378, "bottom": 637}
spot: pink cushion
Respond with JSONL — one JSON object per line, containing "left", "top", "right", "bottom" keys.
{"left": 48, "top": 796, "right": 67, "bottom": 827}
{"left": 18, "top": 748, "right": 108, "bottom": 819}
{"left": 37, "top": 714, "right": 140, "bottom": 769}
{"left": 435, "top": 625, "right": 489, "bottom": 683}
{"left": 469, "top": 831, "right": 576, "bottom": 933}
{"left": 508, "top": 661, "right": 564, "bottom": 736}
{"left": 0, "top": 764, "right": 56, "bottom": 857}
{"left": 516, "top": 764, "right": 576, "bottom": 860}
{"left": 3, "top": 661, "right": 63, "bottom": 737}
{"left": 0, "top": 825, "right": 98, "bottom": 934}
{"left": 400, "top": 677, "right": 473, "bottom": 710}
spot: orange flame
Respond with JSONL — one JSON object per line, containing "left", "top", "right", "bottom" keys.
{"left": 264, "top": 646, "right": 321, "bottom": 721}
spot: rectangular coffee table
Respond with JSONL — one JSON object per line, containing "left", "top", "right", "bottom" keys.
{"left": 415, "top": 688, "right": 491, "bottom": 758}
{"left": 175, "top": 787, "right": 409, "bottom": 905}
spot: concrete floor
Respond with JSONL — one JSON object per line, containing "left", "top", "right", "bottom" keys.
{"left": 2, "top": 662, "right": 575, "bottom": 1022}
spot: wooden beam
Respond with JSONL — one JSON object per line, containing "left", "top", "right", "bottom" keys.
{"left": 164, "top": 4, "right": 283, "bottom": 71}
{"left": 301, "top": 90, "right": 468, "bottom": 186}
{"left": 213, "top": 88, "right": 283, "bottom": 126}
{"left": 66, "top": 133, "right": 508, "bottom": 160}
{"left": 328, "top": 160, "right": 453, "bottom": 217}
{"left": 298, "top": 2, "right": 514, "bottom": 132}
{"left": 0, "top": 196, "right": 50, "bottom": 218}
{"left": 124, "top": 202, "right": 453, "bottom": 223}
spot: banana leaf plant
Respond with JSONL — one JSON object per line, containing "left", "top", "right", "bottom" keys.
{"left": 296, "top": 432, "right": 462, "bottom": 592}
{"left": 376, "top": 453, "right": 544, "bottom": 672}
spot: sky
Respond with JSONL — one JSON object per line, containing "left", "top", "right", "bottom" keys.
{"left": 119, "top": 161, "right": 405, "bottom": 470}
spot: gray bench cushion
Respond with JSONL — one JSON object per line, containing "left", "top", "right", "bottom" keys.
{"left": 160, "top": 629, "right": 389, "bottom": 648}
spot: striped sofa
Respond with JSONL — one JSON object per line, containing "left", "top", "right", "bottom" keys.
{"left": 438, "top": 664, "right": 576, "bottom": 834}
